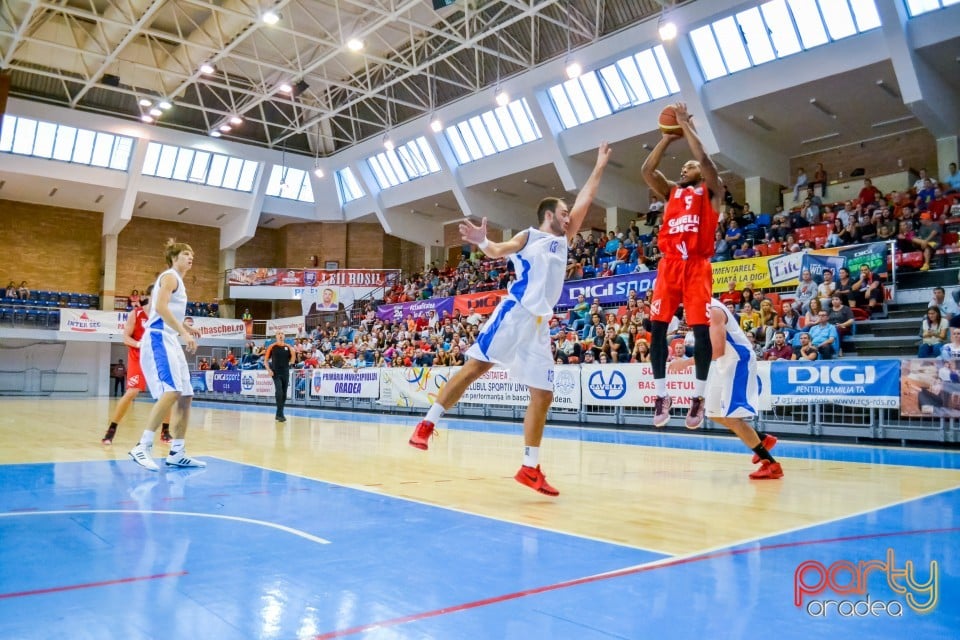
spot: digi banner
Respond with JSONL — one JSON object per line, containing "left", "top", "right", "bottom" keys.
{"left": 840, "top": 241, "right": 890, "bottom": 276}
{"left": 266, "top": 315, "right": 305, "bottom": 336}
{"left": 378, "top": 366, "right": 580, "bottom": 408}
{"left": 212, "top": 370, "right": 241, "bottom": 393}
{"left": 453, "top": 290, "right": 508, "bottom": 317}
{"left": 759, "top": 360, "right": 900, "bottom": 407}
{"left": 310, "top": 369, "right": 380, "bottom": 398}
{"left": 183, "top": 316, "right": 247, "bottom": 339}
{"left": 59, "top": 309, "right": 128, "bottom": 335}
{"left": 900, "top": 359, "right": 960, "bottom": 417}
{"left": 559, "top": 272, "right": 658, "bottom": 307}
{"left": 376, "top": 298, "right": 455, "bottom": 323}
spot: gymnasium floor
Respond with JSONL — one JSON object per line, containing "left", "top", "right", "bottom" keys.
{"left": 0, "top": 397, "right": 958, "bottom": 639}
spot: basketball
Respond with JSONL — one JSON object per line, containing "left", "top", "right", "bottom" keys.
{"left": 658, "top": 105, "right": 683, "bottom": 135}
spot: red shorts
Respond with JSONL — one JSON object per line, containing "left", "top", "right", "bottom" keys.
{"left": 126, "top": 350, "right": 146, "bottom": 392}
{"left": 649, "top": 256, "right": 713, "bottom": 326}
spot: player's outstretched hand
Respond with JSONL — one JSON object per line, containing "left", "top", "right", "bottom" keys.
{"left": 459, "top": 216, "right": 488, "bottom": 246}
{"left": 596, "top": 141, "right": 612, "bottom": 167}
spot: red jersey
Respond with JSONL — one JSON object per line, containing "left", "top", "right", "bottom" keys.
{"left": 658, "top": 183, "right": 719, "bottom": 260}
{"left": 126, "top": 307, "right": 149, "bottom": 391}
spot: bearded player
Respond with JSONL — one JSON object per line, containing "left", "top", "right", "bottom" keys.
{"left": 640, "top": 102, "right": 722, "bottom": 429}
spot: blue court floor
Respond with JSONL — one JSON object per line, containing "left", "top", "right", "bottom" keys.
{"left": 0, "top": 406, "right": 958, "bottom": 639}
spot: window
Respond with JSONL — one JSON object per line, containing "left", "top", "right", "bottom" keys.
{"left": 366, "top": 136, "right": 441, "bottom": 189}
{"left": 904, "top": 0, "right": 959, "bottom": 16}
{"left": 689, "top": 0, "right": 881, "bottom": 81}
{"left": 335, "top": 167, "right": 364, "bottom": 205}
{"left": 547, "top": 45, "right": 680, "bottom": 129}
{"left": 0, "top": 115, "right": 133, "bottom": 170}
{"left": 265, "top": 165, "right": 315, "bottom": 202}
{"left": 142, "top": 142, "right": 260, "bottom": 192}
{"left": 444, "top": 98, "right": 542, "bottom": 164}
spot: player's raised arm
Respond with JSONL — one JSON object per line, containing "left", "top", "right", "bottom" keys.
{"left": 460, "top": 216, "right": 528, "bottom": 258}
{"left": 566, "top": 142, "right": 612, "bottom": 241}
{"left": 674, "top": 102, "right": 723, "bottom": 205}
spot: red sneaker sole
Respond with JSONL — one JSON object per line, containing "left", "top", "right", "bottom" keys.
{"left": 409, "top": 440, "right": 428, "bottom": 450}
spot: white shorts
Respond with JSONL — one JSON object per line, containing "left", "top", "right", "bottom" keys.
{"left": 139, "top": 329, "right": 193, "bottom": 399}
{"left": 705, "top": 348, "right": 758, "bottom": 419}
{"left": 465, "top": 298, "right": 554, "bottom": 391}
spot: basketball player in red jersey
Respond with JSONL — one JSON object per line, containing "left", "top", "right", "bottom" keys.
{"left": 640, "top": 102, "right": 723, "bottom": 430}
{"left": 101, "top": 285, "right": 172, "bottom": 445}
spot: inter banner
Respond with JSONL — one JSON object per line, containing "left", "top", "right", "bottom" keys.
{"left": 310, "top": 369, "right": 379, "bottom": 398}
{"left": 59, "top": 309, "right": 128, "bottom": 334}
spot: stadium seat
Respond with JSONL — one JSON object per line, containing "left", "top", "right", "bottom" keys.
{"left": 0, "top": 306, "right": 12, "bottom": 324}
{"left": 12, "top": 307, "right": 26, "bottom": 325}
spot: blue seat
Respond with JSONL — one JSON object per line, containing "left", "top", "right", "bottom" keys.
{"left": 24, "top": 309, "right": 40, "bottom": 326}
{"left": 615, "top": 263, "right": 635, "bottom": 275}
{"left": 48, "top": 309, "right": 60, "bottom": 327}
{"left": 0, "top": 306, "right": 12, "bottom": 323}
{"left": 12, "top": 307, "right": 26, "bottom": 324}
{"left": 756, "top": 213, "right": 772, "bottom": 228}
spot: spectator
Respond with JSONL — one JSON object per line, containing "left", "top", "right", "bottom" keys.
{"left": 793, "top": 269, "right": 818, "bottom": 313}
{"left": 719, "top": 280, "right": 742, "bottom": 308}
{"left": 740, "top": 287, "right": 757, "bottom": 311}
{"left": 802, "top": 297, "right": 825, "bottom": 329}
{"left": 733, "top": 241, "right": 755, "bottom": 260}
{"left": 824, "top": 219, "right": 844, "bottom": 248}
{"left": 938, "top": 327, "right": 960, "bottom": 360}
{"left": 4, "top": 282, "right": 16, "bottom": 298}
{"left": 739, "top": 301, "right": 760, "bottom": 337}
{"left": 757, "top": 298, "right": 778, "bottom": 346}
{"left": 914, "top": 168, "right": 937, "bottom": 193}
{"left": 713, "top": 229, "right": 731, "bottom": 262}
{"left": 632, "top": 339, "right": 651, "bottom": 363}
{"left": 745, "top": 332, "right": 764, "bottom": 359}
{"left": 17, "top": 281, "right": 29, "bottom": 300}
{"left": 850, "top": 264, "right": 884, "bottom": 316}
{"left": 812, "top": 162, "right": 828, "bottom": 196}
{"left": 918, "top": 307, "right": 948, "bottom": 358}
{"left": 645, "top": 193, "right": 665, "bottom": 226}
{"left": 834, "top": 267, "right": 855, "bottom": 306}
{"left": 792, "top": 167, "right": 808, "bottom": 202}
{"left": 808, "top": 310, "right": 840, "bottom": 360}
{"left": 817, "top": 269, "right": 837, "bottom": 307}
{"left": 929, "top": 286, "right": 960, "bottom": 323}
{"left": 110, "top": 359, "right": 126, "bottom": 396}
{"left": 725, "top": 220, "right": 743, "bottom": 246}
{"left": 858, "top": 178, "right": 882, "bottom": 206}
{"left": 776, "top": 301, "right": 801, "bottom": 339}
{"left": 876, "top": 208, "right": 897, "bottom": 240}
{"left": 912, "top": 213, "right": 941, "bottom": 271}
{"left": 945, "top": 162, "right": 960, "bottom": 194}
{"left": 763, "top": 331, "right": 794, "bottom": 361}
{"left": 794, "top": 332, "right": 819, "bottom": 360}
{"left": 827, "top": 295, "right": 855, "bottom": 345}
{"left": 129, "top": 289, "right": 141, "bottom": 308}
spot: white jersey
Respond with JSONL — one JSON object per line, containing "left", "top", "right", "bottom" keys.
{"left": 507, "top": 228, "right": 567, "bottom": 316}
{"left": 711, "top": 298, "right": 754, "bottom": 358}
{"left": 147, "top": 268, "right": 187, "bottom": 336}
{"left": 706, "top": 297, "right": 759, "bottom": 418}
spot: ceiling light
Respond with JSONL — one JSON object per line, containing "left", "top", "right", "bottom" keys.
{"left": 199, "top": 63, "right": 215, "bottom": 75}
{"left": 140, "top": 115, "right": 154, "bottom": 123}
{"left": 658, "top": 19, "right": 677, "bottom": 41}
{"left": 565, "top": 61, "right": 582, "bottom": 79}
{"left": 138, "top": 98, "right": 152, "bottom": 107}
{"left": 149, "top": 107, "right": 162, "bottom": 117}
{"left": 262, "top": 10, "right": 280, "bottom": 25}
{"left": 210, "top": 130, "right": 222, "bottom": 138}
{"left": 495, "top": 90, "right": 510, "bottom": 107}
{"left": 158, "top": 100, "right": 172, "bottom": 110}
{"left": 430, "top": 117, "right": 443, "bottom": 133}
{"left": 279, "top": 82, "right": 293, "bottom": 94}
{"left": 800, "top": 132, "right": 840, "bottom": 145}
{"left": 747, "top": 114, "right": 775, "bottom": 132}
{"left": 384, "top": 136, "right": 395, "bottom": 151}
{"left": 876, "top": 79, "right": 901, "bottom": 100}
{"left": 230, "top": 116, "right": 243, "bottom": 125}
{"left": 314, "top": 167, "right": 325, "bottom": 178}
{"left": 219, "top": 124, "right": 232, "bottom": 132}
{"left": 809, "top": 98, "right": 836, "bottom": 118}
{"left": 347, "top": 38, "right": 364, "bottom": 52}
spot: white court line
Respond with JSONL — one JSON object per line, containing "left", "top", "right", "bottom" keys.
{"left": 0, "top": 509, "right": 331, "bottom": 545}
{"left": 205, "top": 456, "right": 675, "bottom": 557}
{"left": 578, "top": 481, "right": 960, "bottom": 581}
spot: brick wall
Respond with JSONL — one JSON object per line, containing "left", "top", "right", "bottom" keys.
{"left": 236, "top": 227, "right": 280, "bottom": 267}
{"left": 0, "top": 200, "right": 102, "bottom": 294}
{"left": 116, "top": 218, "right": 221, "bottom": 302}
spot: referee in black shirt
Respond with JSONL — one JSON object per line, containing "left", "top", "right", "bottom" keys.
{"left": 264, "top": 331, "right": 297, "bottom": 422}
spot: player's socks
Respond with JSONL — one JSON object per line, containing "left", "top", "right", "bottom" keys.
{"left": 425, "top": 402, "right": 445, "bottom": 425}
{"left": 139, "top": 430, "right": 155, "bottom": 447}
{"left": 523, "top": 446, "right": 539, "bottom": 468}
{"left": 751, "top": 444, "right": 775, "bottom": 463}
{"left": 169, "top": 439, "right": 185, "bottom": 455}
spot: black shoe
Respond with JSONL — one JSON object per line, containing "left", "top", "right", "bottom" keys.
{"left": 276, "top": 416, "right": 286, "bottom": 422}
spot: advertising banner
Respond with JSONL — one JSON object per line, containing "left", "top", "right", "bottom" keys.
{"left": 276, "top": 270, "right": 304, "bottom": 287}
{"left": 59, "top": 309, "right": 128, "bottom": 335}
{"left": 183, "top": 316, "right": 247, "bottom": 339}
{"left": 840, "top": 241, "right": 890, "bottom": 275}
{"left": 229, "top": 268, "right": 395, "bottom": 288}
{"left": 452, "top": 290, "right": 508, "bottom": 316}
{"left": 212, "top": 370, "right": 241, "bottom": 393}
{"left": 801, "top": 253, "right": 846, "bottom": 282}
{"left": 378, "top": 366, "right": 580, "bottom": 408}
{"left": 239, "top": 370, "right": 278, "bottom": 397}
{"left": 900, "top": 359, "right": 960, "bottom": 417}
{"left": 579, "top": 363, "right": 705, "bottom": 409}
{"left": 190, "top": 371, "right": 207, "bottom": 393}
{"left": 376, "top": 298, "right": 455, "bottom": 323}
{"left": 760, "top": 360, "right": 900, "bottom": 407}
{"left": 711, "top": 254, "right": 778, "bottom": 292}
{"left": 559, "top": 272, "right": 658, "bottom": 307}
{"left": 266, "top": 316, "right": 305, "bottom": 336}
{"left": 309, "top": 369, "right": 380, "bottom": 398}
